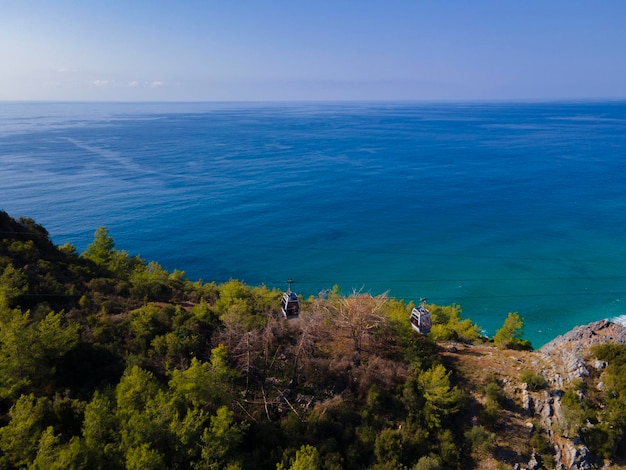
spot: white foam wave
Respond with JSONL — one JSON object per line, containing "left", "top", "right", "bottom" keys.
{"left": 610, "top": 315, "right": 626, "bottom": 326}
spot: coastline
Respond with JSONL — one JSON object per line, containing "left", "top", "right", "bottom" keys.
{"left": 3, "top": 101, "right": 626, "bottom": 349}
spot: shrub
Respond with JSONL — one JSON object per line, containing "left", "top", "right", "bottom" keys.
{"left": 529, "top": 425, "right": 554, "bottom": 468}
{"left": 479, "top": 399, "right": 501, "bottom": 428}
{"left": 482, "top": 376, "right": 507, "bottom": 407}
{"left": 413, "top": 454, "right": 442, "bottom": 470}
{"left": 520, "top": 370, "right": 547, "bottom": 391}
{"left": 464, "top": 425, "right": 496, "bottom": 458}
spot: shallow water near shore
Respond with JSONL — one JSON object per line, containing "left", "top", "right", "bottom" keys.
{"left": 2, "top": 101, "right": 626, "bottom": 347}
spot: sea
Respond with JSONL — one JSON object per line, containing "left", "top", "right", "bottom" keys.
{"left": 2, "top": 101, "right": 626, "bottom": 348}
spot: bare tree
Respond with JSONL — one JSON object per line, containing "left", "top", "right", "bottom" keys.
{"left": 332, "top": 291, "right": 388, "bottom": 366}
{"left": 290, "top": 296, "right": 333, "bottom": 384}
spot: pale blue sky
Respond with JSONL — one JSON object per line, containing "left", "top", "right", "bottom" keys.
{"left": 2, "top": 0, "right": 625, "bottom": 101}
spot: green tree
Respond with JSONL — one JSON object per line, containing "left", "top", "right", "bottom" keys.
{"left": 593, "top": 344, "right": 626, "bottom": 397}
{"left": 493, "top": 312, "right": 531, "bottom": 350}
{"left": 199, "top": 406, "right": 248, "bottom": 469}
{"left": 115, "top": 366, "right": 173, "bottom": 456}
{"left": 418, "top": 364, "right": 462, "bottom": 430}
{"left": 129, "top": 261, "right": 178, "bottom": 301}
{"left": 82, "top": 226, "right": 115, "bottom": 266}
{"left": 464, "top": 425, "right": 496, "bottom": 459}
{"left": 170, "top": 406, "right": 207, "bottom": 465}
{"left": 82, "top": 390, "right": 120, "bottom": 467}
{"left": 277, "top": 445, "right": 322, "bottom": 470}
{"left": 215, "top": 279, "right": 269, "bottom": 330}
{"left": 31, "top": 427, "right": 87, "bottom": 470}
{"left": 0, "top": 394, "right": 49, "bottom": 468}
{"left": 169, "top": 345, "right": 238, "bottom": 411}
{"left": 128, "top": 304, "right": 170, "bottom": 354}
{"left": 584, "top": 344, "right": 626, "bottom": 459}
{"left": 125, "top": 443, "right": 166, "bottom": 470}
{"left": 437, "top": 429, "right": 460, "bottom": 468}
{"left": 169, "top": 357, "right": 216, "bottom": 408}
{"left": 215, "top": 280, "right": 251, "bottom": 315}
{"left": 0, "top": 309, "right": 79, "bottom": 399}
{"left": 0, "top": 263, "right": 28, "bottom": 309}
{"left": 151, "top": 327, "right": 202, "bottom": 371}
{"left": 428, "top": 303, "right": 482, "bottom": 343}
{"left": 413, "top": 454, "right": 443, "bottom": 470}
{"left": 116, "top": 366, "right": 160, "bottom": 415}
{"left": 37, "top": 310, "right": 80, "bottom": 363}
{"left": 0, "top": 309, "right": 35, "bottom": 398}
{"left": 373, "top": 428, "right": 404, "bottom": 469}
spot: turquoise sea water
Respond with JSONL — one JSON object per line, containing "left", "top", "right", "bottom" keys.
{"left": 2, "top": 101, "right": 626, "bottom": 347}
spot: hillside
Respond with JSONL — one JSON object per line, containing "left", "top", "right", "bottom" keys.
{"left": 1, "top": 210, "right": 626, "bottom": 469}
{"left": 441, "top": 321, "right": 626, "bottom": 469}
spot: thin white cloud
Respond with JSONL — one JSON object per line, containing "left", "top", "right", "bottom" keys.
{"left": 128, "top": 80, "right": 139, "bottom": 87}
{"left": 148, "top": 80, "right": 164, "bottom": 88}
{"left": 91, "top": 79, "right": 110, "bottom": 87}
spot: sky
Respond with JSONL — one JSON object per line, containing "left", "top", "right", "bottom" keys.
{"left": 2, "top": 0, "right": 626, "bottom": 101}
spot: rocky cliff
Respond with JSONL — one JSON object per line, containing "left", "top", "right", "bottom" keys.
{"left": 535, "top": 320, "right": 626, "bottom": 470}
{"left": 441, "top": 320, "right": 626, "bottom": 469}
{"left": 540, "top": 320, "right": 626, "bottom": 387}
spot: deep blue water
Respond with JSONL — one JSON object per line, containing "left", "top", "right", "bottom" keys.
{"left": 2, "top": 101, "right": 626, "bottom": 347}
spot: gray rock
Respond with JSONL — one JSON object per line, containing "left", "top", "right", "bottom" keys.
{"left": 528, "top": 451, "right": 542, "bottom": 470}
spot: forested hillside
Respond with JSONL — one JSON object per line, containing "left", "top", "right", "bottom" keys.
{"left": 1, "top": 211, "right": 625, "bottom": 469}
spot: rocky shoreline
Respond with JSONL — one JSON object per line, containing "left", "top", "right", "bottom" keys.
{"left": 535, "top": 320, "right": 626, "bottom": 469}
{"left": 539, "top": 320, "right": 626, "bottom": 387}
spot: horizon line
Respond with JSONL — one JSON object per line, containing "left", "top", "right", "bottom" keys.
{"left": 3, "top": 97, "right": 626, "bottom": 105}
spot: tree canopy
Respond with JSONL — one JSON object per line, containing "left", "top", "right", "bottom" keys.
{"left": 2, "top": 211, "right": 624, "bottom": 468}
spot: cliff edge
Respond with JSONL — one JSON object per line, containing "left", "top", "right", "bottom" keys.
{"left": 539, "top": 320, "right": 626, "bottom": 387}
{"left": 441, "top": 320, "right": 626, "bottom": 469}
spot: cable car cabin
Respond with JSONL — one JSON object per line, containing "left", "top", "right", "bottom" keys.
{"left": 410, "top": 306, "right": 432, "bottom": 334}
{"left": 281, "top": 292, "right": 300, "bottom": 319}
